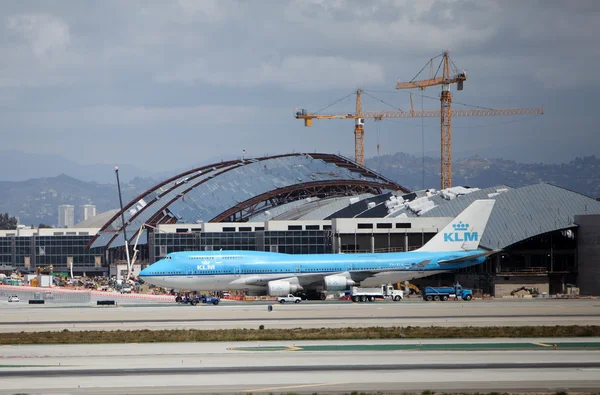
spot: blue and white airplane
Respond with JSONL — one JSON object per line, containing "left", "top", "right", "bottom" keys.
{"left": 139, "top": 199, "right": 496, "bottom": 296}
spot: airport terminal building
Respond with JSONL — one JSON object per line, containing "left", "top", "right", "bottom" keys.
{"left": 2, "top": 153, "right": 600, "bottom": 296}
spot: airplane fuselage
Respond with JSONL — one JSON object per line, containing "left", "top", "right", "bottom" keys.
{"left": 140, "top": 249, "right": 487, "bottom": 292}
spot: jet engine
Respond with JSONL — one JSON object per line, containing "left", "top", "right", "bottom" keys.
{"left": 267, "top": 280, "right": 302, "bottom": 296}
{"left": 323, "top": 275, "right": 355, "bottom": 292}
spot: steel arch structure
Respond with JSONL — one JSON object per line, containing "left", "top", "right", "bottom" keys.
{"left": 88, "top": 153, "right": 409, "bottom": 249}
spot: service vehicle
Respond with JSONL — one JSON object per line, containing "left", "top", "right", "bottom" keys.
{"left": 422, "top": 285, "right": 473, "bottom": 301}
{"left": 8, "top": 295, "right": 19, "bottom": 302}
{"left": 276, "top": 294, "right": 302, "bottom": 303}
{"left": 199, "top": 294, "right": 220, "bottom": 305}
{"left": 350, "top": 285, "right": 404, "bottom": 302}
{"left": 176, "top": 293, "right": 220, "bottom": 305}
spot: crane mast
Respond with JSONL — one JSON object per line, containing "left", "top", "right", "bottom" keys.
{"left": 396, "top": 51, "right": 466, "bottom": 189}
{"left": 355, "top": 89, "right": 365, "bottom": 166}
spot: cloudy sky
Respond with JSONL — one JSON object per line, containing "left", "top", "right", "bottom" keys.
{"left": 1, "top": 0, "right": 597, "bottom": 173}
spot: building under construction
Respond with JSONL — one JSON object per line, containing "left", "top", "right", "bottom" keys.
{"left": 2, "top": 152, "right": 599, "bottom": 296}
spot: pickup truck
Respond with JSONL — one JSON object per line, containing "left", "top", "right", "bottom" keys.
{"left": 276, "top": 294, "right": 301, "bottom": 304}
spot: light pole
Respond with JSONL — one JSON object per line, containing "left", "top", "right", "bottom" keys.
{"left": 115, "top": 166, "right": 131, "bottom": 282}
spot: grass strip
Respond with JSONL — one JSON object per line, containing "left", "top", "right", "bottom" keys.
{"left": 2, "top": 325, "right": 600, "bottom": 345}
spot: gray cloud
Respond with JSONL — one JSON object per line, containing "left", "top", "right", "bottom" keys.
{"left": 0, "top": 0, "right": 597, "bottom": 174}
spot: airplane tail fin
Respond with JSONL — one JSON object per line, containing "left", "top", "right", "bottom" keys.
{"left": 417, "top": 199, "right": 495, "bottom": 252}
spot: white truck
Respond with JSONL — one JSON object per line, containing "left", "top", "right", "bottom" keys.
{"left": 350, "top": 285, "right": 404, "bottom": 302}
{"left": 276, "top": 294, "right": 302, "bottom": 303}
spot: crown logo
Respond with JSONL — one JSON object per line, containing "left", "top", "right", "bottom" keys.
{"left": 452, "top": 221, "right": 469, "bottom": 231}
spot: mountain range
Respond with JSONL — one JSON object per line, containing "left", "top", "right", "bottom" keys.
{"left": 1, "top": 152, "right": 598, "bottom": 227}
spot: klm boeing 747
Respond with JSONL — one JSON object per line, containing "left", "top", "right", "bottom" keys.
{"left": 139, "top": 199, "right": 496, "bottom": 296}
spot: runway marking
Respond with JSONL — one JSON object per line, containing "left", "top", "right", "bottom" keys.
{"left": 227, "top": 345, "right": 303, "bottom": 352}
{"left": 244, "top": 382, "right": 344, "bottom": 392}
{"left": 230, "top": 342, "right": 600, "bottom": 352}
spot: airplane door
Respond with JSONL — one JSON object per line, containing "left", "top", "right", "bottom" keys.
{"left": 186, "top": 268, "right": 193, "bottom": 278}
{"left": 234, "top": 265, "right": 241, "bottom": 278}
{"left": 294, "top": 264, "right": 301, "bottom": 274}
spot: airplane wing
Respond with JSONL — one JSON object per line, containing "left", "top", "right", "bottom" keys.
{"left": 230, "top": 273, "right": 328, "bottom": 288}
{"left": 232, "top": 260, "right": 433, "bottom": 287}
{"left": 438, "top": 250, "right": 500, "bottom": 265}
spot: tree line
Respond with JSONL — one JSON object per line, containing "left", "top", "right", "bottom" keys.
{"left": 0, "top": 213, "right": 52, "bottom": 230}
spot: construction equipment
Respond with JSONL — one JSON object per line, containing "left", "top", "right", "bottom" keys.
{"left": 295, "top": 52, "right": 543, "bottom": 188}
{"left": 510, "top": 286, "right": 540, "bottom": 296}
{"left": 35, "top": 264, "right": 54, "bottom": 275}
{"left": 396, "top": 51, "right": 542, "bottom": 189}
{"left": 399, "top": 281, "right": 421, "bottom": 295}
{"left": 30, "top": 265, "right": 54, "bottom": 287}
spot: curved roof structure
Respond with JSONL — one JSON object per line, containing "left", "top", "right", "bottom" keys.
{"left": 89, "top": 153, "right": 409, "bottom": 249}
{"left": 358, "top": 183, "right": 600, "bottom": 250}
{"left": 74, "top": 209, "right": 120, "bottom": 229}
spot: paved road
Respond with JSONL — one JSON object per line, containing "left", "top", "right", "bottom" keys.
{"left": 1, "top": 339, "right": 600, "bottom": 394}
{"left": 0, "top": 298, "right": 599, "bottom": 332}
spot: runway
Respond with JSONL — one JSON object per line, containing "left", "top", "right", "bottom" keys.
{"left": 1, "top": 339, "right": 600, "bottom": 394}
{"left": 1, "top": 298, "right": 599, "bottom": 332}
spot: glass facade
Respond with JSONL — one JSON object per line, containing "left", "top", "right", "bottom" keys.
{"left": 36, "top": 236, "right": 104, "bottom": 268}
{"left": 152, "top": 230, "right": 332, "bottom": 259}
{"left": 0, "top": 235, "right": 104, "bottom": 272}
{"left": 0, "top": 237, "right": 12, "bottom": 265}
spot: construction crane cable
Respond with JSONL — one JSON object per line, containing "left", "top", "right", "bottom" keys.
{"left": 447, "top": 114, "right": 543, "bottom": 128}
{"left": 450, "top": 58, "right": 461, "bottom": 74}
{"left": 380, "top": 113, "right": 541, "bottom": 128}
{"left": 433, "top": 57, "right": 443, "bottom": 79}
{"left": 314, "top": 92, "right": 355, "bottom": 114}
{"left": 361, "top": 91, "right": 403, "bottom": 111}
{"left": 452, "top": 100, "right": 495, "bottom": 111}
{"left": 410, "top": 59, "right": 432, "bottom": 83}
{"left": 364, "top": 89, "right": 495, "bottom": 111}
{"left": 410, "top": 53, "right": 443, "bottom": 82}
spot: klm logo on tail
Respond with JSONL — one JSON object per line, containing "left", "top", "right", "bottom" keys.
{"left": 444, "top": 221, "right": 478, "bottom": 242}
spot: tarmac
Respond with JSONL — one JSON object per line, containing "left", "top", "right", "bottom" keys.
{"left": 1, "top": 297, "right": 599, "bottom": 332}
{"left": 1, "top": 339, "right": 600, "bottom": 394}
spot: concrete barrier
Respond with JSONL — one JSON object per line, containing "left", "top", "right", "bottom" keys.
{"left": 97, "top": 300, "right": 116, "bottom": 306}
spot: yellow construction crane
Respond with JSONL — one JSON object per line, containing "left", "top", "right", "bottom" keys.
{"left": 295, "top": 53, "right": 543, "bottom": 188}
{"left": 395, "top": 51, "right": 542, "bottom": 189}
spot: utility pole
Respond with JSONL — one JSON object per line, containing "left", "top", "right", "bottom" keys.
{"left": 115, "top": 166, "right": 131, "bottom": 282}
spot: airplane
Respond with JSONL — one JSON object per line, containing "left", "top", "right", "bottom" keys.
{"left": 139, "top": 199, "right": 496, "bottom": 297}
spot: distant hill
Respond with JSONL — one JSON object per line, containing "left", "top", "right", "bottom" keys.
{"left": 0, "top": 174, "right": 156, "bottom": 226}
{"left": 0, "top": 150, "right": 150, "bottom": 183}
{"left": 1, "top": 154, "right": 598, "bottom": 227}
{"left": 0, "top": 150, "right": 239, "bottom": 184}
{"left": 366, "top": 153, "right": 600, "bottom": 198}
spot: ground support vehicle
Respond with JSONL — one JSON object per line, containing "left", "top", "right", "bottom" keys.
{"left": 422, "top": 285, "right": 473, "bottom": 301}
{"left": 350, "top": 285, "right": 404, "bottom": 302}
{"left": 199, "top": 295, "right": 220, "bottom": 305}
{"left": 8, "top": 295, "right": 19, "bottom": 302}
{"left": 277, "top": 294, "right": 302, "bottom": 303}
{"left": 176, "top": 293, "right": 220, "bottom": 305}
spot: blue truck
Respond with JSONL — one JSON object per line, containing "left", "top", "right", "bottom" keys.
{"left": 422, "top": 285, "right": 473, "bottom": 301}
{"left": 176, "top": 293, "right": 220, "bottom": 306}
